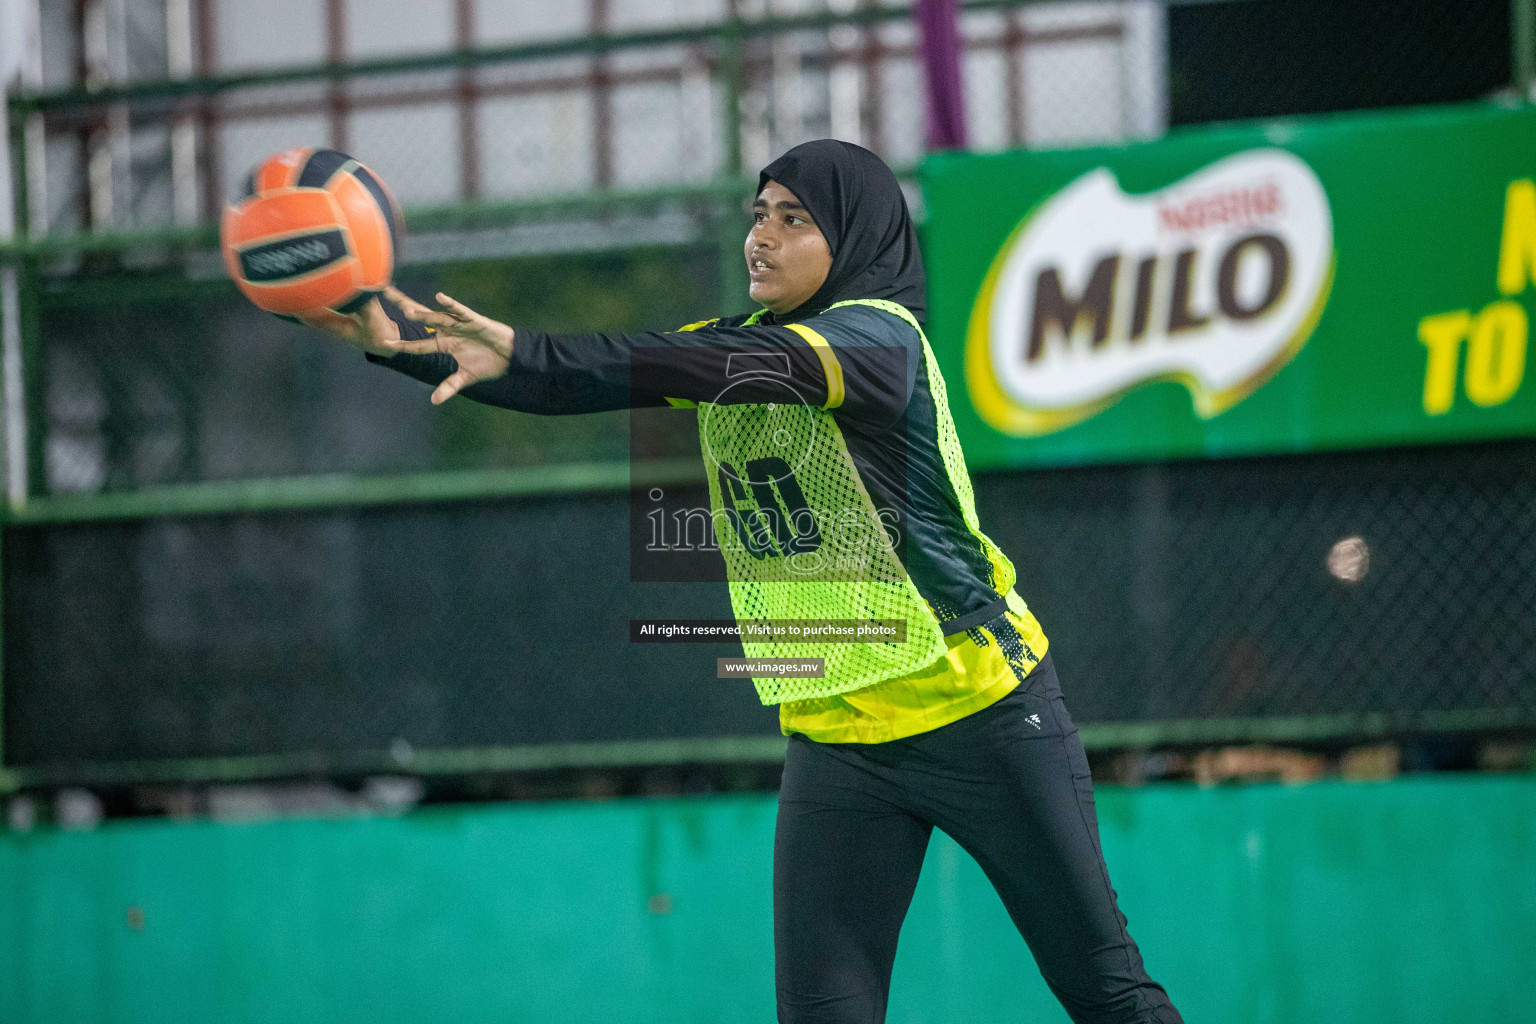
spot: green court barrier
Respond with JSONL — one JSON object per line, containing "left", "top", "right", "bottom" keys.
{"left": 2, "top": 775, "right": 1533, "bottom": 1024}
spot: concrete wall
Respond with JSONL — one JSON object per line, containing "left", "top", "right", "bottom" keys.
{"left": 3, "top": 774, "right": 1534, "bottom": 1023}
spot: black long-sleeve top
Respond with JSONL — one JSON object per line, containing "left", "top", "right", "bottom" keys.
{"left": 369, "top": 302, "right": 913, "bottom": 427}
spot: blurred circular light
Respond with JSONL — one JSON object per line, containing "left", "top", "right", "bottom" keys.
{"left": 1327, "top": 536, "right": 1370, "bottom": 583}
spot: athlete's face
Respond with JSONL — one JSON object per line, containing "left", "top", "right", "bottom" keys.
{"left": 746, "top": 180, "right": 832, "bottom": 315}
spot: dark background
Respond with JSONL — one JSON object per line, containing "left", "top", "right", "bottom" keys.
{"left": 8, "top": 440, "right": 1535, "bottom": 766}
{"left": 1169, "top": 0, "right": 1513, "bottom": 126}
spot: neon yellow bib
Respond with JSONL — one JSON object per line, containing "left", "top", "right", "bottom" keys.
{"left": 688, "top": 299, "right": 1024, "bottom": 704}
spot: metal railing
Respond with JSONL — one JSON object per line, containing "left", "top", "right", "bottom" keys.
{"left": 1, "top": 0, "right": 1081, "bottom": 258}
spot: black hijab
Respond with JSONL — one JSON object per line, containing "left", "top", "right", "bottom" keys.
{"left": 756, "top": 139, "right": 927, "bottom": 324}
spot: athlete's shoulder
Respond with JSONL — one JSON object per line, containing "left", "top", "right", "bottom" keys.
{"left": 803, "top": 302, "right": 922, "bottom": 351}
{"left": 801, "top": 303, "right": 923, "bottom": 427}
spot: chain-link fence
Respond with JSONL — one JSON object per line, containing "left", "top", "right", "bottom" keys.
{"left": 1, "top": 482, "right": 763, "bottom": 774}
{"left": 1168, "top": 0, "right": 1516, "bottom": 127}
{"left": 16, "top": 0, "right": 1526, "bottom": 499}
{"left": 39, "top": 247, "right": 716, "bottom": 494}
{"left": 6, "top": 438, "right": 1534, "bottom": 786}
{"left": 20, "top": 0, "right": 1171, "bottom": 239}
{"left": 976, "top": 441, "right": 1536, "bottom": 730}
{"left": 20, "top": 0, "right": 1517, "bottom": 240}
{"left": 4, "top": 0, "right": 1535, "bottom": 789}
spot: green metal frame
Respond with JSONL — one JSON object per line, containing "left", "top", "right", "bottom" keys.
{"left": 0, "top": 458, "right": 701, "bottom": 525}
{"left": 0, "top": 178, "right": 768, "bottom": 265}
{"left": 3, "top": 0, "right": 1151, "bottom": 115}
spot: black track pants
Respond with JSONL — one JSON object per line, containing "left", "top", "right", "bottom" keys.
{"left": 774, "top": 654, "right": 1183, "bottom": 1024}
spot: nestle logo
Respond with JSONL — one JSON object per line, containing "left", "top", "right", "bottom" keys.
{"left": 239, "top": 229, "right": 346, "bottom": 282}
{"left": 1157, "top": 182, "right": 1282, "bottom": 235}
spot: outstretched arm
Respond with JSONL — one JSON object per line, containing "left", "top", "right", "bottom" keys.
{"left": 301, "top": 289, "right": 659, "bottom": 415}
{"left": 329, "top": 288, "right": 910, "bottom": 422}
{"left": 379, "top": 290, "right": 838, "bottom": 411}
{"left": 367, "top": 347, "right": 651, "bottom": 415}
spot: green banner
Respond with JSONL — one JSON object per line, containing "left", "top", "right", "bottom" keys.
{"left": 921, "top": 102, "right": 1536, "bottom": 468}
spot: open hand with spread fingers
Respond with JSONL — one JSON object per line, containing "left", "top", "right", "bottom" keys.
{"left": 379, "top": 285, "right": 516, "bottom": 404}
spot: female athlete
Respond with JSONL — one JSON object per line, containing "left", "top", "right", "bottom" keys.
{"left": 305, "top": 139, "right": 1182, "bottom": 1024}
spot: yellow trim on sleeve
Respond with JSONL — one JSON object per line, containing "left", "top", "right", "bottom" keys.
{"left": 663, "top": 397, "right": 698, "bottom": 409}
{"left": 783, "top": 322, "right": 845, "bottom": 410}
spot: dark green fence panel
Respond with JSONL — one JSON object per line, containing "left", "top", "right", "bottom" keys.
{"left": 2, "top": 484, "right": 769, "bottom": 774}
{"left": 973, "top": 439, "right": 1536, "bottom": 726}
{"left": 6, "top": 439, "right": 1536, "bottom": 784}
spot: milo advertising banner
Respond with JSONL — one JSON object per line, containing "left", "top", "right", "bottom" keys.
{"left": 920, "top": 102, "right": 1536, "bottom": 468}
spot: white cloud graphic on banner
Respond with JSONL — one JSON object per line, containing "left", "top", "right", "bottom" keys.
{"left": 966, "top": 149, "right": 1334, "bottom": 435}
